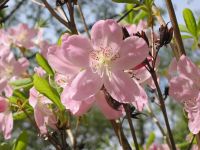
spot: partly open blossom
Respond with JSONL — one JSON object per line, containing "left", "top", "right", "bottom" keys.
{"left": 8, "top": 23, "right": 38, "bottom": 48}
{"left": 29, "top": 87, "right": 57, "bottom": 134}
{"left": 48, "top": 19, "right": 149, "bottom": 111}
{"left": 0, "top": 47, "right": 29, "bottom": 96}
{"left": 169, "top": 55, "right": 200, "bottom": 134}
{"left": 0, "top": 97, "right": 13, "bottom": 139}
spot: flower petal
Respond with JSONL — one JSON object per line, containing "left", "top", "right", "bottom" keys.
{"left": 104, "top": 70, "right": 147, "bottom": 110}
{"left": 113, "top": 37, "right": 149, "bottom": 70}
{"left": 0, "top": 111, "right": 13, "bottom": 139}
{"left": 47, "top": 45, "right": 79, "bottom": 75}
{"left": 178, "top": 55, "right": 200, "bottom": 83}
{"left": 91, "top": 19, "right": 123, "bottom": 50}
{"left": 95, "top": 91, "right": 123, "bottom": 119}
{"left": 62, "top": 87, "right": 95, "bottom": 116}
{"left": 69, "top": 69, "right": 103, "bottom": 100}
{"left": 169, "top": 75, "right": 199, "bottom": 102}
{"left": 62, "top": 35, "right": 91, "bottom": 67}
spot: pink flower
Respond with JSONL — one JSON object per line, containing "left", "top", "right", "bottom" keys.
{"left": 148, "top": 144, "right": 171, "bottom": 150}
{"left": 0, "top": 97, "right": 13, "bottom": 139}
{"left": 8, "top": 23, "right": 38, "bottom": 48}
{"left": 169, "top": 55, "right": 200, "bottom": 134}
{"left": 0, "top": 48, "right": 29, "bottom": 96}
{"left": 29, "top": 88, "right": 57, "bottom": 134}
{"left": 48, "top": 19, "right": 148, "bottom": 111}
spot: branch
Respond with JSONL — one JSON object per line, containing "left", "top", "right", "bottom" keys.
{"left": 42, "top": 0, "right": 70, "bottom": 28}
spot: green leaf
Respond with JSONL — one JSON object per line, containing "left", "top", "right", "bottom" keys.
{"left": 35, "top": 53, "right": 54, "bottom": 76}
{"left": 12, "top": 131, "right": 28, "bottom": 150}
{"left": 197, "top": 17, "right": 200, "bottom": 35}
{"left": 132, "top": 10, "right": 147, "bottom": 24}
{"left": 10, "top": 78, "right": 33, "bottom": 90}
{"left": 112, "top": 0, "right": 140, "bottom": 4}
{"left": 13, "top": 108, "right": 33, "bottom": 120}
{"left": 181, "top": 34, "right": 193, "bottom": 39}
{"left": 179, "top": 24, "right": 189, "bottom": 33}
{"left": 183, "top": 8, "right": 197, "bottom": 37}
{"left": 146, "top": 132, "right": 155, "bottom": 149}
{"left": 0, "top": 142, "right": 11, "bottom": 150}
{"left": 33, "top": 74, "right": 64, "bottom": 110}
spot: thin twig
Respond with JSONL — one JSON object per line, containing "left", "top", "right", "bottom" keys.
{"left": 77, "top": 1, "right": 90, "bottom": 38}
{"left": 123, "top": 104, "right": 139, "bottom": 150}
{"left": 146, "top": 105, "right": 171, "bottom": 147}
{"left": 187, "top": 134, "right": 195, "bottom": 150}
{"left": 0, "top": 0, "right": 27, "bottom": 23}
{"left": 42, "top": 0, "right": 70, "bottom": 28}
{"left": 110, "top": 120, "right": 132, "bottom": 150}
{"left": 164, "top": 0, "right": 186, "bottom": 56}
{"left": 150, "top": 68, "right": 176, "bottom": 150}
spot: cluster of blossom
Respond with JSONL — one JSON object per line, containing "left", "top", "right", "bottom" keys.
{"left": 0, "top": 18, "right": 200, "bottom": 149}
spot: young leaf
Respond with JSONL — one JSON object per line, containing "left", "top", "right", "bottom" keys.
{"left": 33, "top": 74, "right": 64, "bottom": 110}
{"left": 132, "top": 10, "right": 147, "bottom": 24}
{"left": 35, "top": 53, "right": 54, "bottom": 76}
{"left": 146, "top": 132, "right": 155, "bottom": 149}
{"left": 181, "top": 35, "right": 193, "bottom": 39}
{"left": 12, "top": 131, "right": 28, "bottom": 150}
{"left": 183, "top": 8, "right": 197, "bottom": 37}
{"left": 179, "top": 24, "right": 189, "bottom": 33}
{"left": 10, "top": 78, "right": 33, "bottom": 90}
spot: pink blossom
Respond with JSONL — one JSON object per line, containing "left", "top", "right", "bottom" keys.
{"left": 48, "top": 19, "right": 149, "bottom": 111}
{"left": 126, "top": 20, "right": 147, "bottom": 34}
{"left": 169, "top": 55, "right": 200, "bottom": 134}
{"left": 148, "top": 144, "right": 171, "bottom": 150}
{"left": 0, "top": 97, "right": 13, "bottom": 139}
{"left": 0, "top": 48, "right": 29, "bottom": 96}
{"left": 8, "top": 23, "right": 38, "bottom": 49}
{"left": 29, "top": 88, "right": 57, "bottom": 134}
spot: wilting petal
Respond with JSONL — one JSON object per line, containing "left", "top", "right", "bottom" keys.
{"left": 169, "top": 75, "right": 199, "bottom": 102}
{"left": 113, "top": 37, "right": 149, "bottom": 70}
{"left": 91, "top": 19, "right": 123, "bottom": 50}
{"left": 62, "top": 35, "right": 91, "bottom": 67}
{"left": 47, "top": 45, "right": 79, "bottom": 75}
{"left": 69, "top": 69, "right": 103, "bottom": 100}
{"left": 104, "top": 70, "right": 147, "bottom": 107}
{"left": 0, "top": 111, "right": 13, "bottom": 139}
{"left": 95, "top": 91, "right": 123, "bottom": 119}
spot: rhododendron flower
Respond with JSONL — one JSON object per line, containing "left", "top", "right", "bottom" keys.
{"left": 0, "top": 97, "right": 13, "bottom": 139}
{"left": 48, "top": 19, "right": 149, "bottom": 111}
{"left": 29, "top": 87, "right": 57, "bottom": 134}
{"left": 8, "top": 23, "right": 38, "bottom": 48}
{"left": 0, "top": 48, "right": 29, "bottom": 96}
{"left": 169, "top": 55, "right": 200, "bottom": 134}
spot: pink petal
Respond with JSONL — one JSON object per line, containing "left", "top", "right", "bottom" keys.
{"left": 113, "top": 37, "right": 149, "bottom": 70}
{"left": 62, "top": 35, "right": 91, "bottom": 67}
{"left": 14, "top": 57, "right": 29, "bottom": 76}
{"left": 169, "top": 75, "right": 199, "bottom": 103}
{"left": 91, "top": 19, "right": 123, "bottom": 50}
{"left": 0, "top": 111, "right": 13, "bottom": 139}
{"left": 95, "top": 91, "right": 123, "bottom": 119}
{"left": 178, "top": 55, "right": 200, "bottom": 83}
{"left": 62, "top": 87, "right": 95, "bottom": 116}
{"left": 47, "top": 45, "right": 79, "bottom": 75}
{"left": 0, "top": 97, "right": 8, "bottom": 112}
{"left": 104, "top": 70, "right": 147, "bottom": 109}
{"left": 188, "top": 110, "right": 200, "bottom": 134}
{"left": 69, "top": 69, "right": 103, "bottom": 100}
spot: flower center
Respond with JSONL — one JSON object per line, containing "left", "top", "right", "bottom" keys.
{"left": 89, "top": 47, "right": 119, "bottom": 77}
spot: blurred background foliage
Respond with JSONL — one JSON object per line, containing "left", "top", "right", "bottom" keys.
{"left": 0, "top": 0, "right": 199, "bottom": 149}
